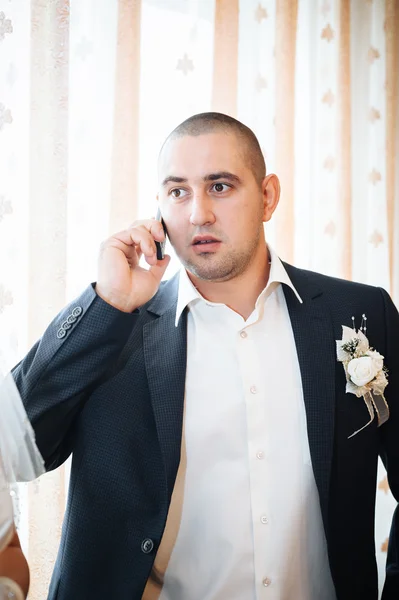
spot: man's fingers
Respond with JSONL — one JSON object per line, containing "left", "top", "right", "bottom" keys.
{"left": 107, "top": 221, "right": 165, "bottom": 259}
{"left": 128, "top": 220, "right": 165, "bottom": 241}
{"left": 105, "top": 227, "right": 158, "bottom": 262}
{"left": 128, "top": 228, "right": 156, "bottom": 258}
{"left": 149, "top": 221, "right": 166, "bottom": 242}
{"left": 97, "top": 219, "right": 168, "bottom": 313}
{"left": 101, "top": 218, "right": 167, "bottom": 269}
{"left": 149, "top": 254, "right": 171, "bottom": 282}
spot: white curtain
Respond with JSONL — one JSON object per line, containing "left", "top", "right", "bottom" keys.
{"left": 0, "top": 0, "right": 398, "bottom": 597}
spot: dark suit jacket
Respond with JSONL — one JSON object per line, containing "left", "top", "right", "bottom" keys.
{"left": 13, "top": 263, "right": 399, "bottom": 600}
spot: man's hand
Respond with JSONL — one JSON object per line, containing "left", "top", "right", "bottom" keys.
{"left": 95, "top": 219, "right": 170, "bottom": 313}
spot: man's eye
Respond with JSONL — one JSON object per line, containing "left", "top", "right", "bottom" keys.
{"left": 212, "top": 183, "right": 230, "bottom": 193}
{"left": 170, "top": 188, "right": 187, "bottom": 198}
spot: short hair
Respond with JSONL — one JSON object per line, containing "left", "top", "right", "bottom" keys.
{"left": 160, "top": 112, "right": 266, "bottom": 183}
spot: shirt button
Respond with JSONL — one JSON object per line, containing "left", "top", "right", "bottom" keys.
{"left": 260, "top": 515, "right": 268, "bottom": 524}
{"left": 256, "top": 451, "right": 264, "bottom": 460}
{"left": 263, "top": 577, "right": 272, "bottom": 587}
{"left": 250, "top": 386, "right": 257, "bottom": 394}
{"left": 240, "top": 330, "right": 247, "bottom": 338}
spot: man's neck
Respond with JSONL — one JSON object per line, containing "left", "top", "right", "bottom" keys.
{"left": 187, "top": 245, "right": 271, "bottom": 321}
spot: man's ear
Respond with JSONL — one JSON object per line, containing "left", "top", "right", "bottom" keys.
{"left": 261, "top": 174, "right": 280, "bottom": 222}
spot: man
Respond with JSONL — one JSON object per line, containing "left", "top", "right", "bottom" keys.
{"left": 13, "top": 113, "right": 399, "bottom": 599}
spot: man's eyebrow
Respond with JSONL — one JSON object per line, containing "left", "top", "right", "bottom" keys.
{"left": 162, "top": 176, "right": 188, "bottom": 187}
{"left": 203, "top": 172, "right": 242, "bottom": 184}
{"left": 161, "top": 172, "right": 242, "bottom": 187}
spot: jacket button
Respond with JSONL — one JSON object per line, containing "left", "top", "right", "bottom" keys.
{"left": 72, "top": 306, "right": 83, "bottom": 318}
{"left": 61, "top": 320, "right": 72, "bottom": 330}
{"left": 66, "top": 314, "right": 77, "bottom": 324}
{"left": 57, "top": 328, "right": 66, "bottom": 339}
{"left": 141, "top": 538, "right": 154, "bottom": 554}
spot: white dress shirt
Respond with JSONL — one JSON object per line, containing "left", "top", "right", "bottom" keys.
{"left": 148, "top": 246, "right": 336, "bottom": 600}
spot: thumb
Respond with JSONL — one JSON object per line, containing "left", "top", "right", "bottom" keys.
{"left": 149, "top": 254, "right": 171, "bottom": 284}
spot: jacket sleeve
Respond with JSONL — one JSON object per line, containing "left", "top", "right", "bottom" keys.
{"left": 379, "top": 287, "right": 399, "bottom": 598}
{"left": 12, "top": 284, "right": 138, "bottom": 471}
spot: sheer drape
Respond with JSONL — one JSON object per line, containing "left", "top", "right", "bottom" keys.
{"left": 0, "top": 1, "right": 398, "bottom": 597}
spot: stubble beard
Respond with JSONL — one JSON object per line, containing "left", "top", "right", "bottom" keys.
{"left": 179, "top": 225, "right": 264, "bottom": 283}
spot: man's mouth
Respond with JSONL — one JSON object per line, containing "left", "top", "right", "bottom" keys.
{"left": 191, "top": 235, "right": 221, "bottom": 253}
{"left": 192, "top": 236, "right": 220, "bottom": 245}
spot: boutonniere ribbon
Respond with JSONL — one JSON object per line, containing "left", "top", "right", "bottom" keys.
{"left": 336, "top": 316, "right": 389, "bottom": 439}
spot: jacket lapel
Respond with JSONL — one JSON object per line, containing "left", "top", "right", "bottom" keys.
{"left": 143, "top": 276, "right": 187, "bottom": 499}
{"left": 283, "top": 263, "right": 336, "bottom": 529}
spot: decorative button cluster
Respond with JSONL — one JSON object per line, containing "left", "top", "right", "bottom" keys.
{"left": 56, "top": 306, "right": 83, "bottom": 339}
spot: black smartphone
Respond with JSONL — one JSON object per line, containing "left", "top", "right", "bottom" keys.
{"left": 155, "top": 208, "right": 167, "bottom": 260}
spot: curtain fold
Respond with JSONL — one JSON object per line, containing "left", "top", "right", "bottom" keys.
{"left": 212, "top": 0, "right": 239, "bottom": 116}
{"left": 110, "top": 0, "right": 142, "bottom": 233}
{"left": 274, "top": 0, "right": 298, "bottom": 264}
{"left": 337, "top": 0, "right": 352, "bottom": 281}
{"left": 27, "top": 1, "right": 70, "bottom": 596}
{"left": 385, "top": 0, "right": 399, "bottom": 293}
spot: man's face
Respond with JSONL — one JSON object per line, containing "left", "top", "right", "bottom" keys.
{"left": 158, "top": 131, "right": 271, "bottom": 282}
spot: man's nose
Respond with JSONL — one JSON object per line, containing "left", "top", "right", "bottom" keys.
{"left": 189, "top": 193, "right": 216, "bottom": 226}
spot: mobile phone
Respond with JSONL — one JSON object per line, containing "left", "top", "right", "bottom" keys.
{"left": 155, "top": 208, "right": 167, "bottom": 260}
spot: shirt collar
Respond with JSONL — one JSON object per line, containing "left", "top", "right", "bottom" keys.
{"left": 265, "top": 244, "right": 303, "bottom": 305}
{"left": 175, "top": 245, "right": 303, "bottom": 326}
{"left": 175, "top": 268, "right": 202, "bottom": 327}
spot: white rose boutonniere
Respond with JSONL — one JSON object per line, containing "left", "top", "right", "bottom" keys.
{"left": 336, "top": 317, "right": 389, "bottom": 438}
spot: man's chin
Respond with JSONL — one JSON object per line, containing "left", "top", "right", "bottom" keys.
{"left": 183, "top": 257, "right": 236, "bottom": 282}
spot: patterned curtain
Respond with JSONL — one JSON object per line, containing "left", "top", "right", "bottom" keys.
{"left": 0, "top": 0, "right": 398, "bottom": 597}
